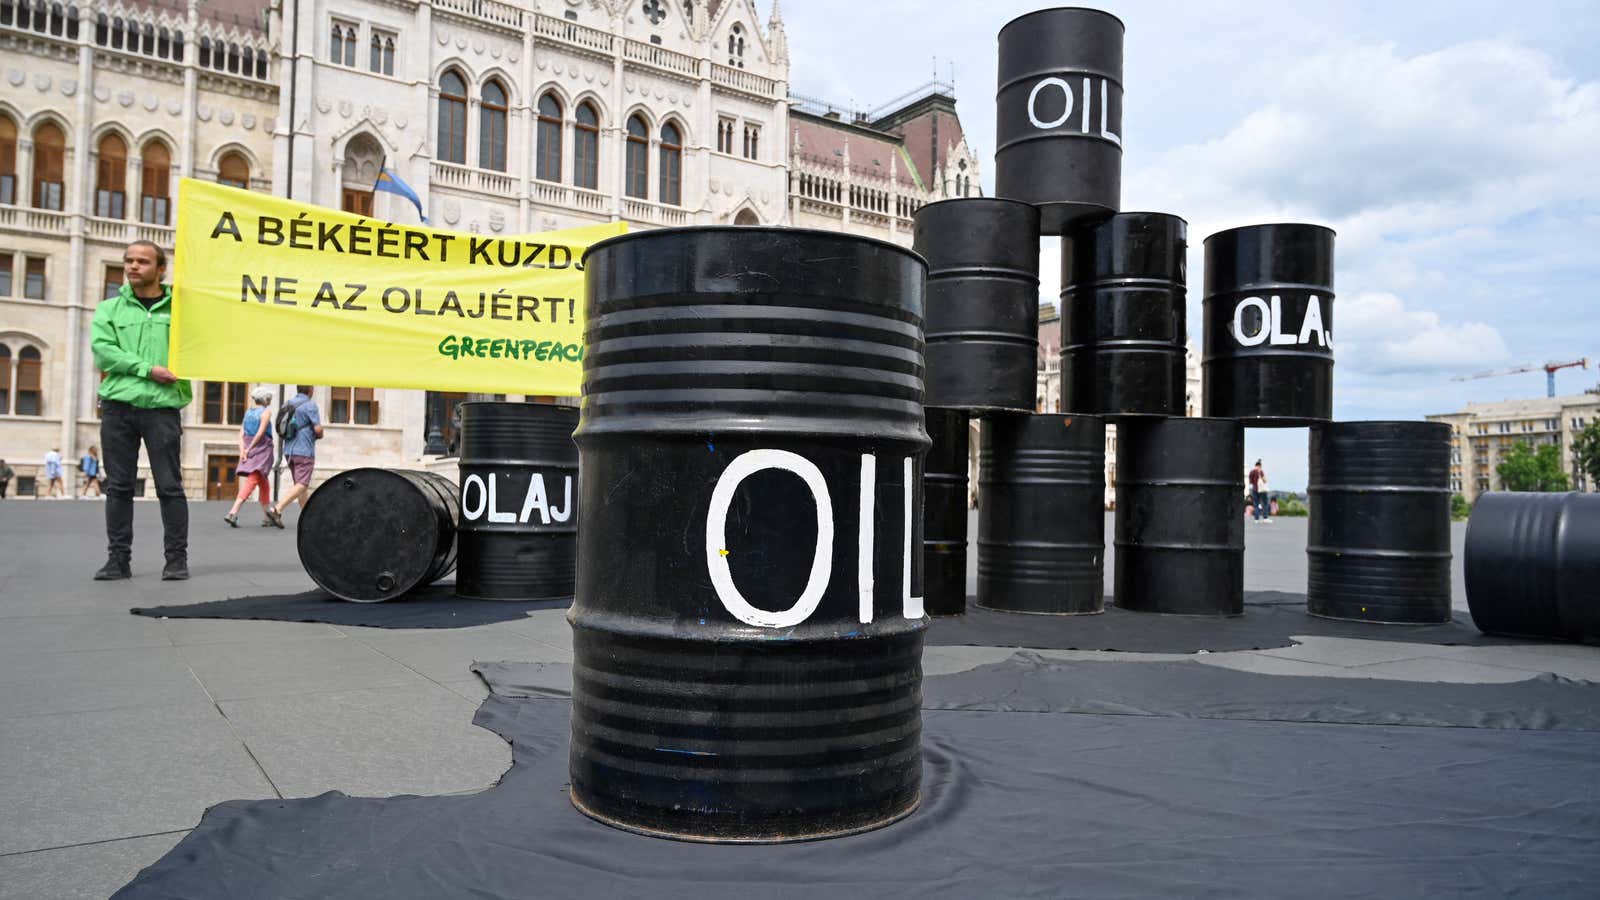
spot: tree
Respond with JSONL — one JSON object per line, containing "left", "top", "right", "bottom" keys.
{"left": 1497, "top": 440, "right": 1571, "bottom": 492}
{"left": 1573, "top": 420, "right": 1600, "bottom": 490}
{"left": 1450, "top": 493, "right": 1472, "bottom": 519}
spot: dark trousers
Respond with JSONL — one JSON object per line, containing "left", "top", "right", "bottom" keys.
{"left": 101, "top": 400, "right": 188, "bottom": 561}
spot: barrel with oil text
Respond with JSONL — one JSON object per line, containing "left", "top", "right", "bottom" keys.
{"left": 297, "top": 468, "right": 458, "bottom": 602}
{"left": 573, "top": 227, "right": 929, "bottom": 842}
{"left": 978, "top": 413, "right": 1106, "bottom": 614}
{"left": 1202, "top": 224, "right": 1335, "bottom": 424}
{"left": 454, "top": 401, "right": 578, "bottom": 601}
{"left": 923, "top": 407, "right": 969, "bottom": 616}
{"left": 1466, "top": 492, "right": 1600, "bottom": 644}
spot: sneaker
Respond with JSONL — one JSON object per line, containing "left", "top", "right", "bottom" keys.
{"left": 223, "top": 513, "right": 239, "bottom": 528}
{"left": 265, "top": 508, "right": 285, "bottom": 529}
{"left": 161, "top": 558, "right": 190, "bottom": 581}
{"left": 93, "top": 558, "right": 132, "bottom": 580}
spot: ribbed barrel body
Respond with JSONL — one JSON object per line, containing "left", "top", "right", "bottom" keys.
{"left": 573, "top": 227, "right": 929, "bottom": 843}
{"left": 1466, "top": 492, "right": 1600, "bottom": 644}
{"left": 297, "top": 468, "right": 458, "bottom": 602}
{"left": 913, "top": 198, "right": 1040, "bottom": 413}
{"left": 455, "top": 402, "right": 578, "bottom": 601}
{"left": 978, "top": 413, "right": 1106, "bottom": 614}
{"left": 994, "top": 8, "right": 1124, "bottom": 233}
{"left": 1203, "top": 224, "right": 1335, "bottom": 424}
{"left": 1308, "top": 421, "right": 1452, "bottom": 624}
{"left": 1114, "top": 417, "right": 1244, "bottom": 615}
{"left": 923, "top": 408, "right": 969, "bottom": 616}
{"left": 1061, "top": 213, "right": 1187, "bottom": 417}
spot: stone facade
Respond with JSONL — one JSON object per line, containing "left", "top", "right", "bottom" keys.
{"left": 1427, "top": 392, "right": 1600, "bottom": 502}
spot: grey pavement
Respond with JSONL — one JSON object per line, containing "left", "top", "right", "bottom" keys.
{"left": 0, "top": 499, "right": 1593, "bottom": 898}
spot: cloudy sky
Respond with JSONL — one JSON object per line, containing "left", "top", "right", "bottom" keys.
{"left": 779, "top": 0, "right": 1600, "bottom": 489}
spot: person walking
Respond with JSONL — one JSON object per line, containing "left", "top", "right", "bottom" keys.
{"left": 1248, "top": 459, "right": 1272, "bottom": 524}
{"left": 0, "top": 459, "right": 12, "bottom": 499}
{"left": 266, "top": 385, "right": 323, "bottom": 528}
{"left": 90, "top": 239, "right": 192, "bottom": 581}
{"left": 43, "top": 448, "right": 65, "bottom": 498}
{"left": 226, "top": 387, "right": 276, "bottom": 527}
{"left": 79, "top": 446, "right": 103, "bottom": 498}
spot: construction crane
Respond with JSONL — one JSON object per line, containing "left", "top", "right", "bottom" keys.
{"left": 1451, "top": 358, "right": 1589, "bottom": 398}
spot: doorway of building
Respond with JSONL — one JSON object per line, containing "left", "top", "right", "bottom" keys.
{"left": 206, "top": 454, "right": 239, "bottom": 501}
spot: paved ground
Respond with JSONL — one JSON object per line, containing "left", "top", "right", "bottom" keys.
{"left": 0, "top": 499, "right": 1591, "bottom": 898}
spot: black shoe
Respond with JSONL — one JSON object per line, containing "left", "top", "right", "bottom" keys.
{"left": 266, "top": 508, "right": 285, "bottom": 529}
{"left": 161, "top": 558, "right": 190, "bottom": 581}
{"left": 94, "top": 558, "right": 132, "bottom": 580}
{"left": 224, "top": 513, "right": 239, "bottom": 527}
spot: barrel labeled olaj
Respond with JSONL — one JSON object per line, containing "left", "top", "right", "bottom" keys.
{"left": 1114, "top": 417, "right": 1244, "bottom": 615}
{"left": 913, "top": 198, "right": 1040, "bottom": 412}
{"left": 455, "top": 401, "right": 578, "bottom": 601}
{"left": 1203, "top": 224, "right": 1335, "bottom": 424}
{"left": 573, "top": 227, "right": 929, "bottom": 843}
{"left": 923, "top": 408, "right": 969, "bottom": 616}
{"left": 1061, "top": 212, "right": 1188, "bottom": 416}
{"left": 297, "top": 469, "right": 459, "bottom": 603}
{"left": 995, "top": 7, "right": 1124, "bottom": 234}
{"left": 978, "top": 413, "right": 1106, "bottom": 614}
{"left": 1466, "top": 492, "right": 1600, "bottom": 644}
{"left": 1307, "top": 421, "right": 1452, "bottom": 624}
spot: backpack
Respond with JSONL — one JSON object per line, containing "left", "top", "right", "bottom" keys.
{"left": 275, "top": 398, "right": 304, "bottom": 442}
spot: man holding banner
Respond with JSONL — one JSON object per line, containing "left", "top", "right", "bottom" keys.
{"left": 92, "top": 240, "right": 193, "bottom": 581}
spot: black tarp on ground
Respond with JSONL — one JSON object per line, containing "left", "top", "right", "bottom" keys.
{"left": 924, "top": 591, "right": 1518, "bottom": 652}
{"left": 117, "top": 665, "right": 1600, "bottom": 899}
{"left": 473, "top": 656, "right": 1600, "bottom": 732}
{"left": 129, "top": 584, "right": 569, "bottom": 629}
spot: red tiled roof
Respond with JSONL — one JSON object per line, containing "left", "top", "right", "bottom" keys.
{"left": 893, "top": 107, "right": 966, "bottom": 189}
{"left": 124, "top": 0, "right": 268, "bottom": 33}
{"left": 792, "top": 116, "right": 922, "bottom": 189}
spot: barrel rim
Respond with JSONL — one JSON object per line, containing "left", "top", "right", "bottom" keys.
{"left": 998, "top": 6, "right": 1126, "bottom": 34}
{"left": 458, "top": 399, "right": 579, "bottom": 413}
{"left": 914, "top": 196, "right": 1041, "bottom": 217}
{"left": 582, "top": 225, "right": 927, "bottom": 267}
{"left": 1118, "top": 415, "right": 1241, "bottom": 427}
{"left": 1311, "top": 419, "right": 1451, "bottom": 430}
{"left": 1074, "top": 210, "right": 1189, "bottom": 227}
{"left": 1203, "top": 222, "right": 1338, "bottom": 243}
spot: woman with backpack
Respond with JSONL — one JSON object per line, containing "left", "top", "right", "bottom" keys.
{"left": 225, "top": 387, "right": 277, "bottom": 527}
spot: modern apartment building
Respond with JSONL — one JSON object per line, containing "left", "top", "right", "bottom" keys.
{"left": 1428, "top": 391, "right": 1600, "bottom": 502}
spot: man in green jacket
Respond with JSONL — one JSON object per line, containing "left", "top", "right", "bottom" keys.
{"left": 91, "top": 240, "right": 193, "bottom": 580}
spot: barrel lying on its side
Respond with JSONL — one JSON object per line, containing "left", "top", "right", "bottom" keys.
{"left": 297, "top": 468, "right": 459, "bottom": 602}
{"left": 1114, "top": 417, "right": 1244, "bottom": 615}
{"left": 978, "top": 413, "right": 1106, "bottom": 615}
{"left": 1466, "top": 492, "right": 1600, "bottom": 644}
{"left": 923, "top": 408, "right": 969, "bottom": 616}
{"left": 573, "top": 227, "right": 929, "bottom": 843}
{"left": 1307, "top": 421, "right": 1452, "bottom": 624}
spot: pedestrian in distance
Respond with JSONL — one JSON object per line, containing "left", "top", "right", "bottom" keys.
{"left": 1248, "top": 459, "right": 1273, "bottom": 524}
{"left": 226, "top": 387, "right": 276, "bottom": 527}
{"left": 79, "top": 445, "right": 103, "bottom": 498}
{"left": 43, "top": 447, "right": 65, "bottom": 498}
{"left": 0, "top": 459, "right": 12, "bottom": 499}
{"left": 90, "top": 239, "right": 193, "bottom": 581}
{"left": 266, "top": 385, "right": 323, "bottom": 528}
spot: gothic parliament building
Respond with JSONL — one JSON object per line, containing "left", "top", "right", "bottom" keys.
{"left": 0, "top": 0, "right": 981, "bottom": 496}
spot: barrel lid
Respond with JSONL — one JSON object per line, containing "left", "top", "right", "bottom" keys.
{"left": 1205, "top": 222, "right": 1337, "bottom": 243}
{"left": 915, "top": 196, "right": 1040, "bottom": 216}
{"left": 998, "top": 6, "right": 1126, "bottom": 34}
{"left": 583, "top": 225, "right": 926, "bottom": 268}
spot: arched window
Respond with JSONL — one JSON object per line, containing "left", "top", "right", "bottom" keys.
{"left": 0, "top": 114, "right": 16, "bottom": 204}
{"left": 139, "top": 140, "right": 171, "bottom": 225}
{"left": 370, "top": 33, "right": 394, "bottom": 76}
{"left": 94, "top": 133, "right": 126, "bottom": 218}
{"left": 198, "top": 35, "right": 210, "bottom": 67}
{"left": 31, "top": 121, "right": 65, "bottom": 211}
{"left": 330, "top": 22, "right": 355, "bottom": 66}
{"left": 157, "top": 26, "right": 170, "bottom": 58}
{"left": 218, "top": 151, "right": 249, "bottom": 189}
{"left": 727, "top": 23, "right": 745, "bottom": 68}
{"left": 0, "top": 344, "right": 8, "bottom": 413}
{"left": 142, "top": 22, "right": 155, "bottom": 55}
{"left": 479, "top": 79, "right": 508, "bottom": 171}
{"left": 15, "top": 345, "right": 42, "bottom": 415}
{"left": 437, "top": 69, "right": 468, "bottom": 164}
{"left": 173, "top": 30, "right": 185, "bottom": 63}
{"left": 574, "top": 102, "right": 599, "bottom": 190}
{"left": 535, "top": 92, "right": 562, "bottom": 182}
{"left": 624, "top": 114, "right": 648, "bottom": 199}
{"left": 659, "top": 122, "right": 682, "bottom": 206}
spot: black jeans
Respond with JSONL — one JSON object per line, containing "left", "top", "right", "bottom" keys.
{"left": 101, "top": 400, "right": 188, "bottom": 562}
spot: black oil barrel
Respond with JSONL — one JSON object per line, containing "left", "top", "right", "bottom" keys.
{"left": 297, "top": 468, "right": 458, "bottom": 603}
{"left": 1061, "top": 212, "right": 1188, "bottom": 417}
{"left": 978, "top": 413, "right": 1106, "bottom": 614}
{"left": 995, "top": 7, "right": 1123, "bottom": 234}
{"left": 1307, "top": 421, "right": 1452, "bottom": 624}
{"left": 573, "top": 227, "right": 929, "bottom": 843}
{"left": 455, "top": 401, "right": 578, "bottom": 601}
{"left": 1114, "top": 417, "right": 1244, "bottom": 615}
{"left": 923, "top": 408, "right": 969, "bottom": 616}
{"left": 913, "top": 198, "right": 1040, "bottom": 413}
{"left": 1466, "top": 492, "right": 1600, "bottom": 644}
{"left": 1202, "top": 224, "right": 1335, "bottom": 424}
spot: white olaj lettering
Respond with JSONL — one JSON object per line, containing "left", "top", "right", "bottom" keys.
{"left": 487, "top": 474, "right": 516, "bottom": 524}
{"left": 1269, "top": 296, "right": 1298, "bottom": 345}
{"left": 460, "top": 474, "right": 487, "bottom": 521}
{"left": 1298, "top": 295, "right": 1329, "bottom": 347}
{"left": 1232, "top": 295, "right": 1333, "bottom": 349}
{"left": 518, "top": 474, "right": 550, "bottom": 525}
{"left": 548, "top": 475, "right": 573, "bottom": 523}
{"left": 1233, "top": 296, "right": 1271, "bottom": 347}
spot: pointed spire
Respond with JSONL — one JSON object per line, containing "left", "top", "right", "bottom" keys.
{"left": 767, "top": 0, "right": 789, "bottom": 64}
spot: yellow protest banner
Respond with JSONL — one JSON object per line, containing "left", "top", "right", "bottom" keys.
{"left": 169, "top": 178, "right": 626, "bottom": 395}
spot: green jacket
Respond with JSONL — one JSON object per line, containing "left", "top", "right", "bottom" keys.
{"left": 92, "top": 283, "right": 192, "bottom": 409}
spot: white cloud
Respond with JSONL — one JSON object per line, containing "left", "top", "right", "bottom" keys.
{"left": 1334, "top": 291, "right": 1508, "bottom": 375}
